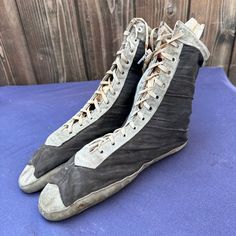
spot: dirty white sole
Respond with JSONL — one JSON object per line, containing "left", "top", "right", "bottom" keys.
{"left": 39, "top": 142, "right": 187, "bottom": 221}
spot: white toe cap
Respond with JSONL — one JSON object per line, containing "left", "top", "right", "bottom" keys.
{"left": 39, "top": 183, "right": 66, "bottom": 220}
{"left": 18, "top": 165, "right": 38, "bottom": 192}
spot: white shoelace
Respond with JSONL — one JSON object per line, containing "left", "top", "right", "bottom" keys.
{"left": 89, "top": 31, "right": 183, "bottom": 153}
{"left": 63, "top": 18, "right": 150, "bottom": 134}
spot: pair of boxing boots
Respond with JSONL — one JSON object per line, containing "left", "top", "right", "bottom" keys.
{"left": 19, "top": 18, "right": 209, "bottom": 221}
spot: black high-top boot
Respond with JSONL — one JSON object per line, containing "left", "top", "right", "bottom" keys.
{"left": 38, "top": 18, "right": 210, "bottom": 221}
{"left": 19, "top": 18, "right": 152, "bottom": 193}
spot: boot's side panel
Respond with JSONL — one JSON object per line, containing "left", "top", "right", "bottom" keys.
{"left": 31, "top": 41, "right": 145, "bottom": 178}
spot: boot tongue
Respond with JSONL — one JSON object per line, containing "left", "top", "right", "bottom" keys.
{"left": 153, "top": 22, "right": 173, "bottom": 50}
{"left": 158, "top": 18, "right": 204, "bottom": 43}
{"left": 177, "top": 18, "right": 205, "bottom": 39}
{"left": 158, "top": 21, "right": 173, "bottom": 35}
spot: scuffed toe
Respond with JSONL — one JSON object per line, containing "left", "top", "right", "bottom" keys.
{"left": 18, "top": 165, "right": 38, "bottom": 193}
{"left": 39, "top": 183, "right": 67, "bottom": 221}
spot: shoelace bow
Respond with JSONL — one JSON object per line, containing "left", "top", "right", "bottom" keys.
{"left": 63, "top": 18, "right": 150, "bottom": 134}
{"left": 89, "top": 31, "right": 183, "bottom": 153}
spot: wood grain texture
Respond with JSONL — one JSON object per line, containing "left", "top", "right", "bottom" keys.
{"left": 75, "top": 0, "right": 134, "bottom": 80}
{"left": 1, "top": 0, "right": 236, "bottom": 85}
{"left": 135, "top": 0, "right": 190, "bottom": 28}
{"left": 0, "top": 0, "right": 35, "bottom": 85}
{"left": 228, "top": 40, "right": 236, "bottom": 86}
{"left": 15, "top": 0, "right": 87, "bottom": 83}
{"left": 189, "top": 0, "right": 236, "bottom": 71}
{"left": 0, "top": 35, "right": 14, "bottom": 85}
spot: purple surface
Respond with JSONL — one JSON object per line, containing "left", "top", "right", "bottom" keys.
{"left": 0, "top": 67, "right": 236, "bottom": 235}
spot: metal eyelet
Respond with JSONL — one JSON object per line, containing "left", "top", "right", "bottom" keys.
{"left": 138, "top": 27, "right": 142, "bottom": 32}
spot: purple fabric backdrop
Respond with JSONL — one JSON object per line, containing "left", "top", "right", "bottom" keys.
{"left": 0, "top": 67, "right": 235, "bottom": 235}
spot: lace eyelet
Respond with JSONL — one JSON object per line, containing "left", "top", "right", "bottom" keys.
{"left": 69, "top": 131, "right": 72, "bottom": 134}
{"left": 100, "top": 150, "right": 104, "bottom": 154}
{"left": 162, "top": 83, "right": 166, "bottom": 88}
{"left": 113, "top": 92, "right": 116, "bottom": 95}
{"left": 156, "top": 95, "right": 159, "bottom": 99}
{"left": 126, "top": 61, "right": 130, "bottom": 65}
{"left": 142, "top": 117, "right": 145, "bottom": 121}
{"left": 117, "top": 81, "right": 121, "bottom": 85}
{"left": 134, "top": 39, "right": 138, "bottom": 42}
{"left": 138, "top": 27, "right": 142, "bottom": 32}
{"left": 122, "top": 71, "right": 125, "bottom": 75}
{"left": 172, "top": 58, "right": 175, "bottom": 62}
{"left": 123, "top": 134, "right": 126, "bottom": 137}
{"left": 112, "top": 143, "right": 115, "bottom": 146}
{"left": 106, "top": 101, "right": 110, "bottom": 105}
{"left": 167, "top": 71, "right": 171, "bottom": 75}
{"left": 130, "top": 49, "right": 134, "bottom": 53}
{"left": 133, "top": 127, "right": 136, "bottom": 130}
{"left": 149, "top": 107, "right": 152, "bottom": 111}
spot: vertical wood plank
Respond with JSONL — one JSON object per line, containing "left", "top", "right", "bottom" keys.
{"left": 189, "top": 0, "right": 236, "bottom": 72}
{"left": 15, "top": 0, "right": 87, "bottom": 83}
{"left": 228, "top": 40, "right": 236, "bottom": 85}
{"left": 0, "top": 0, "right": 36, "bottom": 85}
{"left": 75, "top": 0, "right": 134, "bottom": 80}
{"left": 135, "top": 0, "right": 190, "bottom": 29}
{"left": 0, "top": 37, "right": 14, "bottom": 85}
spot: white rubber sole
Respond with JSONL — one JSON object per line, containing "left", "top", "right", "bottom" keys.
{"left": 39, "top": 142, "right": 187, "bottom": 221}
{"left": 19, "top": 161, "right": 69, "bottom": 193}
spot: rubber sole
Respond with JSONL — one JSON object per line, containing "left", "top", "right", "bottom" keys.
{"left": 39, "top": 142, "right": 187, "bottom": 221}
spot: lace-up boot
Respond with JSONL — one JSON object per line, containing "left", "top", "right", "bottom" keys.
{"left": 18, "top": 18, "right": 152, "bottom": 193}
{"left": 38, "top": 18, "right": 210, "bottom": 221}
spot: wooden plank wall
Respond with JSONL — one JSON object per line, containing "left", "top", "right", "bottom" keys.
{"left": 0, "top": 0, "right": 236, "bottom": 86}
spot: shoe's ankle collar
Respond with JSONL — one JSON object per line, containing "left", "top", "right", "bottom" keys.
{"left": 173, "top": 20, "right": 210, "bottom": 62}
